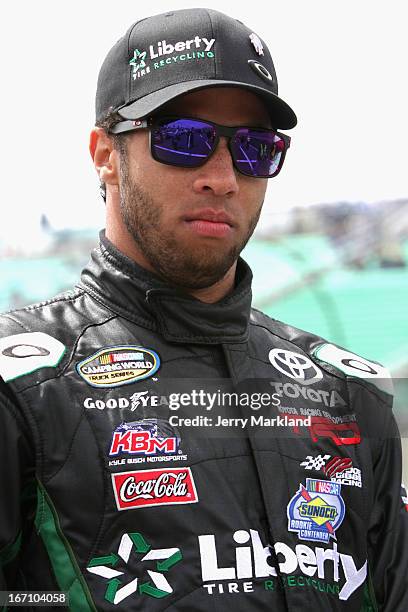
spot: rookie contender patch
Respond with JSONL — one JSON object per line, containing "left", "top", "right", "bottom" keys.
{"left": 287, "top": 479, "right": 345, "bottom": 543}
{"left": 76, "top": 346, "right": 160, "bottom": 388}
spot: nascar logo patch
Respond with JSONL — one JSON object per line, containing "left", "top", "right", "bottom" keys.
{"left": 287, "top": 479, "right": 345, "bottom": 543}
{"left": 76, "top": 345, "right": 160, "bottom": 388}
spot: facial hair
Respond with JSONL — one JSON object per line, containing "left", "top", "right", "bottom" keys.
{"left": 119, "top": 151, "right": 262, "bottom": 290}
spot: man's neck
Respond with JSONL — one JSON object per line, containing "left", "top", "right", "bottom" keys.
{"left": 188, "top": 264, "right": 236, "bottom": 303}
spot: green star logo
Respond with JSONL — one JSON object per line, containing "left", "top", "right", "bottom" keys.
{"left": 87, "top": 532, "right": 182, "bottom": 605}
{"left": 129, "top": 49, "right": 147, "bottom": 73}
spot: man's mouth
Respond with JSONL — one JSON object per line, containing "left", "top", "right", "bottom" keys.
{"left": 183, "top": 209, "right": 234, "bottom": 238}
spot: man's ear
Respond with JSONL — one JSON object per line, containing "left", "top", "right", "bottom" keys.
{"left": 89, "top": 128, "right": 119, "bottom": 187}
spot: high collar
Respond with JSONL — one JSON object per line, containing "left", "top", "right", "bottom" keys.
{"left": 78, "top": 230, "right": 253, "bottom": 345}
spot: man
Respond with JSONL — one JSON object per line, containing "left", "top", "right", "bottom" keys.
{"left": 0, "top": 8, "right": 406, "bottom": 611}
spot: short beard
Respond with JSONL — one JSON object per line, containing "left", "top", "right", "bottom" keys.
{"left": 118, "top": 148, "right": 262, "bottom": 290}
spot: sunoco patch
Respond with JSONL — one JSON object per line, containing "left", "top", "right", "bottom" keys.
{"left": 287, "top": 479, "right": 345, "bottom": 543}
{"left": 76, "top": 346, "right": 160, "bottom": 388}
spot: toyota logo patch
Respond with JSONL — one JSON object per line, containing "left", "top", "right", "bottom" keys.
{"left": 269, "top": 349, "right": 323, "bottom": 385}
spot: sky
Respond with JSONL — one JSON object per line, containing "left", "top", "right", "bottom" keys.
{"left": 0, "top": 0, "right": 407, "bottom": 246}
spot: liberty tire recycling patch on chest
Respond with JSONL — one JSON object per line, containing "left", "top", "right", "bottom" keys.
{"left": 76, "top": 346, "right": 160, "bottom": 388}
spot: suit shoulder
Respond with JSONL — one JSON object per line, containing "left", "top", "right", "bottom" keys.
{"left": 249, "top": 307, "right": 392, "bottom": 397}
{"left": 0, "top": 287, "right": 86, "bottom": 337}
{"left": 0, "top": 287, "right": 111, "bottom": 386}
{"left": 250, "top": 306, "right": 327, "bottom": 350}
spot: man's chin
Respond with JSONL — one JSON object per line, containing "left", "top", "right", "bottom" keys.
{"left": 153, "top": 252, "right": 238, "bottom": 291}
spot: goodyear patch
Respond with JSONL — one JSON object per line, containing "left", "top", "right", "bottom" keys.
{"left": 0, "top": 332, "right": 66, "bottom": 382}
{"left": 76, "top": 346, "right": 160, "bottom": 388}
{"left": 287, "top": 479, "right": 345, "bottom": 543}
{"left": 312, "top": 343, "right": 393, "bottom": 395}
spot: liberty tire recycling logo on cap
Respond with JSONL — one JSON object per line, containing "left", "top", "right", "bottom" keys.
{"left": 76, "top": 346, "right": 160, "bottom": 388}
{"left": 87, "top": 532, "right": 182, "bottom": 605}
{"left": 287, "top": 479, "right": 345, "bottom": 543}
{"left": 129, "top": 49, "right": 148, "bottom": 74}
{"left": 269, "top": 348, "right": 323, "bottom": 385}
{"left": 128, "top": 35, "right": 216, "bottom": 81}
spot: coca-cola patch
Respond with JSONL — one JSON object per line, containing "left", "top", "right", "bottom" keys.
{"left": 112, "top": 468, "right": 198, "bottom": 510}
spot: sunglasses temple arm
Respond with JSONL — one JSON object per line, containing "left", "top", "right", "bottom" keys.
{"left": 109, "top": 119, "right": 149, "bottom": 135}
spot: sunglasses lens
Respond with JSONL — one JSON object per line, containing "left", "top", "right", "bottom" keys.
{"left": 152, "top": 119, "right": 216, "bottom": 167}
{"left": 231, "top": 129, "right": 286, "bottom": 177}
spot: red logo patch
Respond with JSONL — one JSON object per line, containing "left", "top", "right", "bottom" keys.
{"left": 112, "top": 468, "right": 198, "bottom": 510}
{"left": 110, "top": 430, "right": 178, "bottom": 456}
{"left": 293, "top": 415, "right": 361, "bottom": 445}
{"left": 324, "top": 456, "right": 353, "bottom": 478}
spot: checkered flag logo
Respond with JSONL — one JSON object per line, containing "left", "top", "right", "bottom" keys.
{"left": 300, "top": 455, "right": 331, "bottom": 471}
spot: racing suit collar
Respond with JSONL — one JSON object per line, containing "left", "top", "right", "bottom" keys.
{"left": 78, "top": 229, "right": 253, "bottom": 344}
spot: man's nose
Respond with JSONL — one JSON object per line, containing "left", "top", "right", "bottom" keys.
{"left": 192, "top": 138, "right": 240, "bottom": 197}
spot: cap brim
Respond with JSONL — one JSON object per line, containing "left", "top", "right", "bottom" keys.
{"left": 118, "top": 79, "right": 297, "bottom": 129}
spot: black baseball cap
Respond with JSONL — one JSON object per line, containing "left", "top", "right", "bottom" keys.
{"left": 96, "top": 8, "right": 297, "bottom": 129}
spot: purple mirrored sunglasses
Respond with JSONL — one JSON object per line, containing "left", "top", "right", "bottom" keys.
{"left": 110, "top": 116, "right": 291, "bottom": 178}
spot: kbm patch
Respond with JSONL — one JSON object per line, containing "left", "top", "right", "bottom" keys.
{"left": 109, "top": 419, "right": 181, "bottom": 457}
{"left": 287, "top": 479, "right": 345, "bottom": 543}
{"left": 76, "top": 346, "right": 160, "bottom": 388}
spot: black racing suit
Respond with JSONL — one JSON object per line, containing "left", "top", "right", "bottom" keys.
{"left": 0, "top": 231, "right": 407, "bottom": 611}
